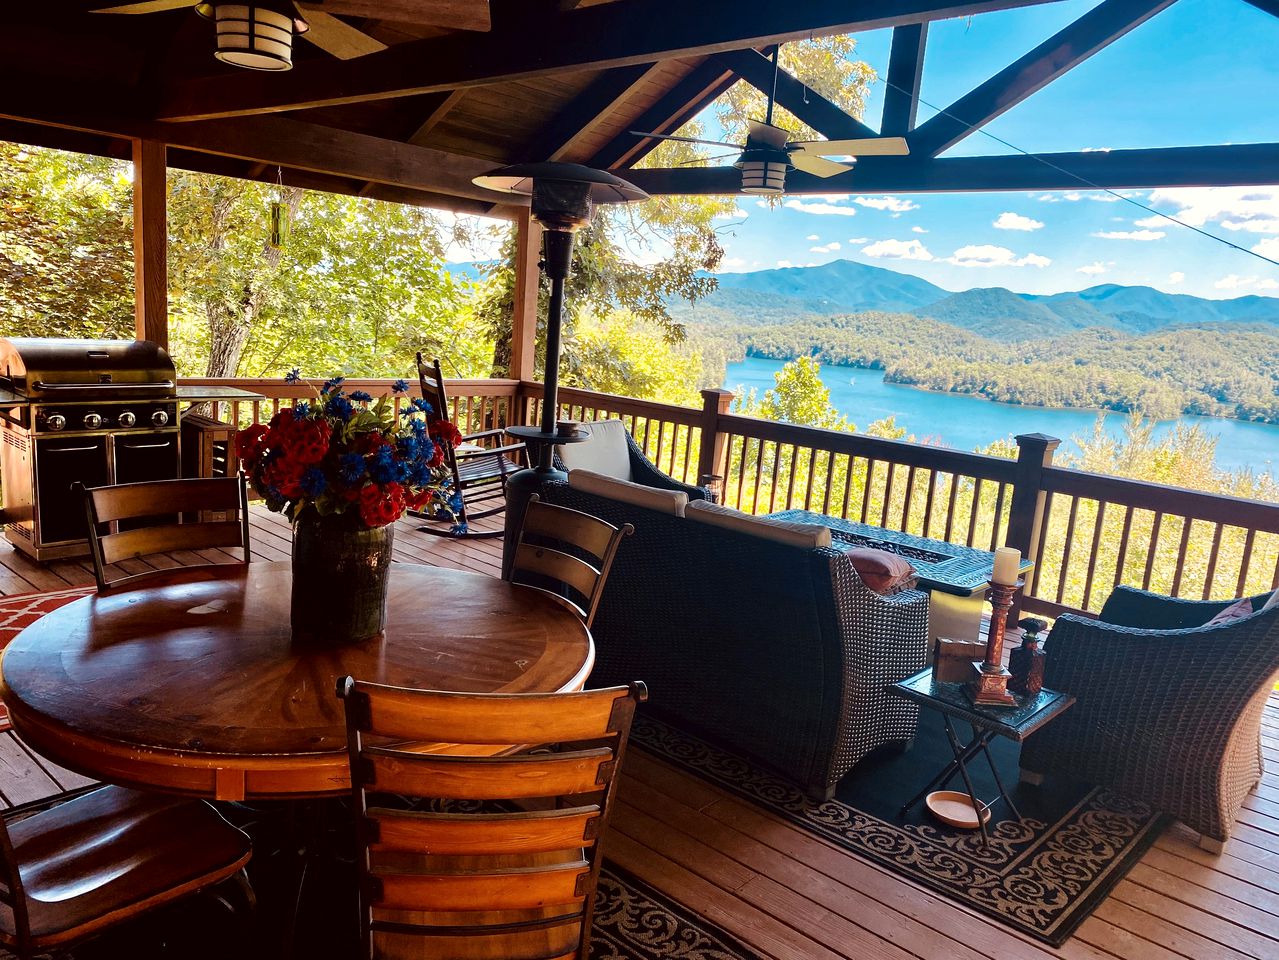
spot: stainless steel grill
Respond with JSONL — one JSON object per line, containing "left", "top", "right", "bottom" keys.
{"left": 0, "top": 338, "right": 184, "bottom": 560}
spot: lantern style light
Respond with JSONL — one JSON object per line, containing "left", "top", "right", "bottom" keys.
{"left": 196, "top": 2, "right": 309, "bottom": 72}
{"left": 735, "top": 147, "right": 793, "bottom": 195}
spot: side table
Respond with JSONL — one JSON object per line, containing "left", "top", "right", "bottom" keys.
{"left": 889, "top": 669, "right": 1075, "bottom": 845}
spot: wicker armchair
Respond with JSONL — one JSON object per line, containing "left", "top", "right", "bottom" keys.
{"left": 552, "top": 419, "right": 709, "bottom": 500}
{"left": 1019, "top": 586, "right": 1279, "bottom": 852}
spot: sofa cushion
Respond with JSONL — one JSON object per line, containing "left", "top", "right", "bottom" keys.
{"left": 843, "top": 548, "right": 918, "bottom": 595}
{"left": 685, "top": 500, "right": 831, "bottom": 549}
{"left": 1263, "top": 590, "right": 1278, "bottom": 612}
{"left": 556, "top": 420, "right": 632, "bottom": 481}
{"left": 1207, "top": 597, "right": 1258, "bottom": 626}
{"left": 567, "top": 469, "right": 687, "bottom": 517}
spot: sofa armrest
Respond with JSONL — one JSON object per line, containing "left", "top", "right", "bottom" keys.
{"left": 1098, "top": 585, "right": 1263, "bottom": 629}
{"left": 624, "top": 433, "right": 710, "bottom": 500}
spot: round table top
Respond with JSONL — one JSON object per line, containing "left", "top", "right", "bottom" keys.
{"left": 0, "top": 562, "right": 594, "bottom": 800}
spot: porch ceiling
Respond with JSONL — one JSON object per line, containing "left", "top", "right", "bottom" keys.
{"left": 0, "top": 0, "right": 1274, "bottom": 215}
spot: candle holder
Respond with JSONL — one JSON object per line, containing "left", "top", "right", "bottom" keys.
{"left": 968, "top": 579, "right": 1023, "bottom": 707}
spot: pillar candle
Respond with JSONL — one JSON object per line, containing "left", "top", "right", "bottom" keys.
{"left": 992, "top": 546, "right": 1021, "bottom": 586}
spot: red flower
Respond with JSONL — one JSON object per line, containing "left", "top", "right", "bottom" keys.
{"left": 265, "top": 456, "right": 305, "bottom": 500}
{"left": 236, "top": 424, "right": 269, "bottom": 467}
{"left": 290, "top": 419, "right": 332, "bottom": 465}
{"left": 358, "top": 482, "right": 406, "bottom": 528}
{"left": 429, "top": 419, "right": 463, "bottom": 449}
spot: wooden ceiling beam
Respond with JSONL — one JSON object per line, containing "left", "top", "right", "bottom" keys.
{"left": 299, "top": 1, "right": 491, "bottom": 32}
{"left": 622, "top": 142, "right": 1279, "bottom": 193}
{"left": 1243, "top": 0, "right": 1279, "bottom": 17}
{"left": 155, "top": 0, "right": 1070, "bottom": 122}
{"left": 715, "top": 48, "right": 878, "bottom": 140}
{"left": 520, "top": 63, "right": 660, "bottom": 162}
{"left": 908, "top": 0, "right": 1179, "bottom": 158}
{"left": 880, "top": 23, "right": 928, "bottom": 136}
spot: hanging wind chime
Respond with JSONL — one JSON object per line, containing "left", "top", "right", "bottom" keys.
{"left": 269, "top": 167, "right": 290, "bottom": 249}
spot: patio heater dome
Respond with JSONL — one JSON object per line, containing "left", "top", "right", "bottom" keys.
{"left": 196, "top": 2, "right": 309, "bottom": 72}
{"left": 473, "top": 162, "right": 648, "bottom": 232}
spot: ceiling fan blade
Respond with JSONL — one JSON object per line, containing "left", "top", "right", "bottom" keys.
{"left": 789, "top": 153, "right": 854, "bottom": 178}
{"left": 91, "top": 0, "right": 191, "bottom": 12}
{"left": 298, "top": 1, "right": 491, "bottom": 32}
{"left": 629, "top": 131, "right": 741, "bottom": 150}
{"left": 790, "top": 136, "right": 910, "bottom": 157}
{"left": 302, "top": 10, "right": 389, "bottom": 59}
{"left": 679, "top": 152, "right": 741, "bottom": 166}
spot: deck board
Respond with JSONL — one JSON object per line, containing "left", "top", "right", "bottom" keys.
{"left": 0, "top": 509, "right": 1274, "bottom": 959}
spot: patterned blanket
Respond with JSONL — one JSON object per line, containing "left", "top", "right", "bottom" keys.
{"left": 0, "top": 587, "right": 94, "bottom": 728}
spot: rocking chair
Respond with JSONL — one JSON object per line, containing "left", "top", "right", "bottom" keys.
{"left": 412, "top": 354, "right": 525, "bottom": 538}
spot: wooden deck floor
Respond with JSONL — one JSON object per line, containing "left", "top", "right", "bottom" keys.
{"left": 0, "top": 508, "right": 1276, "bottom": 959}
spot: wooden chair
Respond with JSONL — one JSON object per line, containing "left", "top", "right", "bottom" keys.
{"left": 0, "top": 785, "right": 253, "bottom": 959}
{"left": 508, "top": 495, "right": 633, "bottom": 629}
{"left": 412, "top": 354, "right": 525, "bottom": 538}
{"left": 77, "top": 474, "right": 251, "bottom": 591}
{"left": 336, "top": 677, "right": 647, "bottom": 960}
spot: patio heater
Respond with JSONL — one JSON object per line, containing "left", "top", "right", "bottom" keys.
{"left": 471, "top": 162, "right": 648, "bottom": 572}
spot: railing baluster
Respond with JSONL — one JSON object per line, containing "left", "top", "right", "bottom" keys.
{"left": 1170, "top": 517, "right": 1194, "bottom": 597}
{"left": 943, "top": 474, "right": 960, "bottom": 543}
{"left": 1271, "top": 547, "right": 1279, "bottom": 592}
{"left": 1236, "top": 529, "right": 1257, "bottom": 596}
{"left": 654, "top": 421, "right": 666, "bottom": 471}
{"left": 1081, "top": 501, "right": 1107, "bottom": 611}
{"left": 901, "top": 465, "right": 918, "bottom": 533}
{"left": 966, "top": 477, "right": 985, "bottom": 547}
{"left": 921, "top": 470, "right": 938, "bottom": 538}
{"left": 735, "top": 436, "right": 750, "bottom": 510}
{"left": 860, "top": 460, "right": 877, "bottom": 525}
{"left": 1113, "top": 505, "right": 1135, "bottom": 588}
{"left": 682, "top": 426, "right": 694, "bottom": 483}
{"left": 880, "top": 463, "right": 895, "bottom": 528}
{"left": 1202, "top": 522, "right": 1225, "bottom": 600}
{"left": 751, "top": 436, "right": 766, "bottom": 512}
{"left": 839, "top": 456, "right": 854, "bottom": 519}
{"left": 990, "top": 482, "right": 1008, "bottom": 551}
{"left": 1142, "top": 512, "right": 1164, "bottom": 592}
{"left": 820, "top": 450, "right": 836, "bottom": 515}
{"left": 1055, "top": 496, "right": 1080, "bottom": 606}
{"left": 767, "top": 442, "right": 781, "bottom": 514}
{"left": 784, "top": 445, "right": 799, "bottom": 511}
{"left": 1027, "top": 491, "right": 1055, "bottom": 597}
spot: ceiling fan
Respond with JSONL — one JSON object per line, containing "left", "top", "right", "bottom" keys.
{"left": 90, "top": 1, "right": 492, "bottom": 71}
{"left": 630, "top": 46, "right": 908, "bottom": 195}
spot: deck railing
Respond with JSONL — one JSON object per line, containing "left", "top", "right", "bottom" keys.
{"left": 181, "top": 377, "right": 1279, "bottom": 619}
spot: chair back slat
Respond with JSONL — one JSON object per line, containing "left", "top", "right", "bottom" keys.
{"left": 338, "top": 677, "right": 646, "bottom": 960}
{"left": 373, "top": 863, "right": 589, "bottom": 913}
{"left": 79, "top": 475, "right": 251, "bottom": 591}
{"left": 364, "top": 748, "right": 614, "bottom": 800}
{"left": 368, "top": 806, "right": 600, "bottom": 857}
{"left": 414, "top": 353, "right": 450, "bottom": 422}
{"left": 356, "top": 685, "right": 638, "bottom": 744}
{"left": 507, "top": 497, "right": 633, "bottom": 629}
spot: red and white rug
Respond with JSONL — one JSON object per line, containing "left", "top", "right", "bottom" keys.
{"left": 0, "top": 587, "right": 94, "bottom": 729}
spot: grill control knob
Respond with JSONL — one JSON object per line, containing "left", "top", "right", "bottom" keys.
{"left": 82, "top": 412, "right": 103, "bottom": 430}
{"left": 45, "top": 413, "right": 66, "bottom": 432}
{"left": 151, "top": 409, "right": 170, "bottom": 427}
{"left": 117, "top": 411, "right": 137, "bottom": 428}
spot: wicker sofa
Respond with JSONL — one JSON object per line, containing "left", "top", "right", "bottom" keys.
{"left": 539, "top": 476, "right": 929, "bottom": 799}
{"left": 1019, "top": 586, "right": 1279, "bottom": 852}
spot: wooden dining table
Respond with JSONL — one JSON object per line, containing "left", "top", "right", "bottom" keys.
{"left": 0, "top": 562, "right": 594, "bottom": 801}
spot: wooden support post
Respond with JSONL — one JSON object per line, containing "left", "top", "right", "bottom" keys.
{"left": 132, "top": 139, "right": 169, "bottom": 350}
{"left": 1007, "top": 432, "right": 1060, "bottom": 616}
{"left": 509, "top": 206, "right": 541, "bottom": 383}
{"left": 696, "top": 388, "right": 734, "bottom": 485}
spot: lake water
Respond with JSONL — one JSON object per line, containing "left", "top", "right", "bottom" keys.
{"left": 724, "top": 355, "right": 1279, "bottom": 476}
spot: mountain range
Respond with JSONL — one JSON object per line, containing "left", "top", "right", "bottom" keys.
{"left": 679, "top": 259, "right": 1279, "bottom": 340}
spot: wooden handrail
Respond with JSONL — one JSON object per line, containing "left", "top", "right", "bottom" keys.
{"left": 180, "top": 377, "right": 522, "bottom": 398}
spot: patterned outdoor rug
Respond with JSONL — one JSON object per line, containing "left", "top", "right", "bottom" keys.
{"left": 633, "top": 712, "right": 1166, "bottom": 946}
{"left": 0, "top": 587, "right": 93, "bottom": 729}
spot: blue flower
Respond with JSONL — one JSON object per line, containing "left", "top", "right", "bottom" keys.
{"left": 349, "top": 390, "right": 373, "bottom": 403}
{"left": 396, "top": 435, "right": 420, "bottom": 460}
{"left": 323, "top": 375, "right": 346, "bottom": 393}
{"left": 338, "top": 453, "right": 367, "bottom": 484}
{"left": 300, "top": 468, "right": 327, "bottom": 497}
{"left": 325, "top": 395, "right": 354, "bottom": 421}
{"left": 368, "top": 447, "right": 400, "bottom": 484}
{"left": 291, "top": 401, "right": 310, "bottom": 420}
{"left": 392, "top": 379, "right": 410, "bottom": 394}
{"left": 284, "top": 368, "right": 302, "bottom": 384}
{"left": 412, "top": 397, "right": 433, "bottom": 414}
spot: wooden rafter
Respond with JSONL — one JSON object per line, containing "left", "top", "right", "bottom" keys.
{"left": 715, "top": 48, "right": 878, "bottom": 140}
{"left": 623, "top": 142, "right": 1279, "bottom": 193}
{"left": 1243, "top": 0, "right": 1279, "bottom": 16}
{"left": 154, "top": 0, "right": 1070, "bottom": 122}
{"left": 908, "top": 0, "right": 1179, "bottom": 158}
{"left": 881, "top": 23, "right": 928, "bottom": 135}
{"left": 519, "top": 63, "right": 660, "bottom": 162}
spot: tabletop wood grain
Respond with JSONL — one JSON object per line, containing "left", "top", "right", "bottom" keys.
{"left": 0, "top": 563, "right": 594, "bottom": 800}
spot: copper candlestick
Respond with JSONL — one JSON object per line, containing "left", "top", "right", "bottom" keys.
{"left": 968, "top": 579, "right": 1023, "bottom": 707}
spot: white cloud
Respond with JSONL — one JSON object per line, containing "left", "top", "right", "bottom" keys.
{"left": 943, "top": 244, "right": 1051, "bottom": 268}
{"left": 993, "top": 212, "right": 1044, "bottom": 231}
{"left": 1133, "top": 215, "right": 1165, "bottom": 228}
{"left": 911, "top": 226, "right": 928, "bottom": 234}
{"left": 776, "top": 259, "right": 794, "bottom": 269}
{"left": 1081, "top": 147, "right": 1112, "bottom": 153}
{"left": 783, "top": 199, "right": 858, "bottom": 216}
{"left": 1147, "top": 187, "right": 1279, "bottom": 235}
{"left": 847, "top": 236, "right": 869, "bottom": 244}
{"left": 719, "top": 257, "right": 748, "bottom": 270}
{"left": 1251, "top": 237, "right": 1279, "bottom": 260}
{"left": 1168, "top": 271, "right": 1185, "bottom": 285}
{"left": 1077, "top": 261, "right": 1112, "bottom": 276}
{"left": 1215, "top": 274, "right": 1279, "bottom": 291}
{"left": 712, "top": 207, "right": 749, "bottom": 220}
{"left": 852, "top": 195, "right": 919, "bottom": 212}
{"left": 809, "top": 241, "right": 842, "bottom": 253}
{"left": 1036, "top": 191, "right": 1123, "bottom": 204}
{"left": 1092, "top": 229, "right": 1166, "bottom": 241}
{"left": 861, "top": 239, "right": 934, "bottom": 261}
{"left": 805, "top": 234, "right": 821, "bottom": 241}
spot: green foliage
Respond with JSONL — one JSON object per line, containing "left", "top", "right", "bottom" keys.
{"left": 564, "top": 310, "right": 706, "bottom": 406}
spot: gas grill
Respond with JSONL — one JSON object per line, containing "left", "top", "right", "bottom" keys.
{"left": 0, "top": 338, "right": 260, "bottom": 561}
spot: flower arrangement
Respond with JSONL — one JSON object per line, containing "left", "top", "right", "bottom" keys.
{"left": 237, "top": 372, "right": 463, "bottom": 529}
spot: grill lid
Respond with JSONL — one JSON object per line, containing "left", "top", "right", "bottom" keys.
{"left": 0, "top": 338, "right": 177, "bottom": 400}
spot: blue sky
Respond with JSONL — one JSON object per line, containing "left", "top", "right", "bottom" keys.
{"left": 701, "top": 0, "right": 1279, "bottom": 299}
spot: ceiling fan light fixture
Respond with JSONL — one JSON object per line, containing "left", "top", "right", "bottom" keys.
{"left": 735, "top": 148, "right": 792, "bottom": 196}
{"left": 197, "top": 2, "right": 309, "bottom": 72}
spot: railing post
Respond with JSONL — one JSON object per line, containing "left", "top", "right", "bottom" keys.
{"left": 696, "top": 388, "right": 734, "bottom": 484}
{"left": 1007, "top": 432, "right": 1060, "bottom": 615}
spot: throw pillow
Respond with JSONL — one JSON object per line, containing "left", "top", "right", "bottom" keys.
{"left": 843, "top": 547, "right": 917, "bottom": 595}
{"left": 1206, "top": 597, "right": 1257, "bottom": 626}
{"left": 1263, "top": 589, "right": 1278, "bottom": 612}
